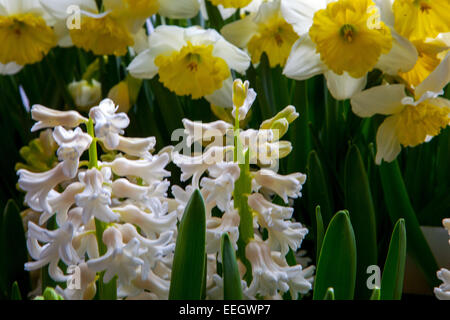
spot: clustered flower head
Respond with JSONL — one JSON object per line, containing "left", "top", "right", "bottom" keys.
{"left": 17, "top": 78, "right": 313, "bottom": 300}
{"left": 172, "top": 79, "right": 314, "bottom": 299}
{"left": 18, "top": 98, "right": 176, "bottom": 299}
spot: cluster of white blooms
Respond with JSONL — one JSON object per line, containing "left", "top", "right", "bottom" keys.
{"left": 434, "top": 218, "right": 450, "bottom": 300}
{"left": 172, "top": 79, "right": 314, "bottom": 300}
{"left": 18, "top": 99, "right": 176, "bottom": 300}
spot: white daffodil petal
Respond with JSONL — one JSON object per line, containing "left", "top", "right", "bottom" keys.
{"left": 212, "top": 37, "right": 251, "bottom": 74}
{"left": 280, "top": 0, "right": 327, "bottom": 36}
{"left": 350, "top": 84, "right": 406, "bottom": 118}
{"left": 377, "top": 31, "right": 418, "bottom": 75}
{"left": 374, "top": 0, "right": 395, "bottom": 27}
{"left": 375, "top": 116, "right": 402, "bottom": 165}
{"left": 325, "top": 71, "right": 367, "bottom": 101}
{"left": 220, "top": 14, "right": 258, "bottom": 48}
{"left": 204, "top": 77, "right": 234, "bottom": 108}
{"left": 0, "top": 62, "right": 23, "bottom": 75}
{"left": 415, "top": 54, "right": 450, "bottom": 99}
{"left": 127, "top": 49, "right": 159, "bottom": 79}
{"left": 283, "top": 35, "right": 325, "bottom": 81}
{"left": 40, "top": 0, "right": 98, "bottom": 19}
{"left": 158, "top": 0, "right": 200, "bottom": 19}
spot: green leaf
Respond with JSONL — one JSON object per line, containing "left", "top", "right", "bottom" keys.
{"left": 370, "top": 287, "right": 381, "bottom": 300}
{"left": 205, "top": 0, "right": 225, "bottom": 30}
{"left": 0, "top": 199, "right": 30, "bottom": 299}
{"left": 379, "top": 161, "right": 439, "bottom": 289}
{"left": 221, "top": 233, "right": 243, "bottom": 300}
{"left": 306, "top": 151, "right": 334, "bottom": 227}
{"left": 169, "top": 189, "right": 206, "bottom": 300}
{"left": 344, "top": 145, "right": 378, "bottom": 299}
{"left": 315, "top": 206, "right": 324, "bottom": 265}
{"left": 323, "top": 287, "right": 335, "bottom": 300}
{"left": 43, "top": 287, "right": 64, "bottom": 300}
{"left": 313, "top": 211, "right": 357, "bottom": 300}
{"left": 11, "top": 282, "right": 22, "bottom": 300}
{"left": 380, "top": 219, "right": 407, "bottom": 300}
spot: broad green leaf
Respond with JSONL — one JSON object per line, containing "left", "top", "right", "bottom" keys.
{"left": 11, "top": 282, "right": 21, "bottom": 300}
{"left": 0, "top": 199, "right": 30, "bottom": 299}
{"left": 344, "top": 145, "right": 378, "bottom": 299}
{"left": 306, "top": 151, "right": 334, "bottom": 227}
{"left": 379, "top": 161, "right": 439, "bottom": 288}
{"left": 315, "top": 206, "right": 324, "bottom": 265}
{"left": 324, "top": 287, "right": 335, "bottom": 300}
{"left": 370, "top": 287, "right": 381, "bottom": 300}
{"left": 380, "top": 219, "right": 407, "bottom": 300}
{"left": 221, "top": 233, "right": 243, "bottom": 300}
{"left": 313, "top": 211, "right": 356, "bottom": 300}
{"left": 169, "top": 189, "right": 206, "bottom": 300}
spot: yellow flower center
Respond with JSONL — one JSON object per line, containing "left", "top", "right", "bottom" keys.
{"left": 309, "top": 0, "right": 392, "bottom": 78}
{"left": 0, "top": 13, "right": 56, "bottom": 65}
{"left": 69, "top": 15, "right": 134, "bottom": 56}
{"left": 399, "top": 41, "right": 443, "bottom": 88}
{"left": 393, "top": 0, "right": 450, "bottom": 41}
{"left": 154, "top": 42, "right": 231, "bottom": 99}
{"left": 247, "top": 15, "right": 299, "bottom": 67}
{"left": 395, "top": 101, "right": 450, "bottom": 147}
{"left": 209, "top": 0, "right": 252, "bottom": 9}
{"left": 110, "top": 0, "right": 159, "bottom": 20}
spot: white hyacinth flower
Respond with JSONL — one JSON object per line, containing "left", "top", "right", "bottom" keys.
{"left": 118, "top": 223, "right": 175, "bottom": 280}
{"left": 248, "top": 193, "right": 308, "bottom": 255}
{"left": 25, "top": 214, "right": 81, "bottom": 282}
{"left": 41, "top": 182, "right": 84, "bottom": 225}
{"left": 206, "top": 210, "right": 240, "bottom": 255}
{"left": 108, "top": 153, "right": 171, "bottom": 185}
{"left": 89, "top": 99, "right": 130, "bottom": 149}
{"left": 110, "top": 136, "right": 157, "bottom": 158}
{"left": 56, "top": 262, "right": 97, "bottom": 300}
{"left": 114, "top": 204, "right": 177, "bottom": 237}
{"left": 435, "top": 269, "right": 450, "bottom": 300}
{"left": 75, "top": 168, "right": 119, "bottom": 224}
{"left": 182, "top": 119, "right": 232, "bottom": 147}
{"left": 30, "top": 105, "right": 88, "bottom": 132}
{"left": 87, "top": 227, "right": 144, "bottom": 286}
{"left": 253, "top": 169, "right": 307, "bottom": 203}
{"left": 200, "top": 162, "right": 240, "bottom": 212}
{"left": 18, "top": 163, "right": 68, "bottom": 214}
{"left": 173, "top": 146, "right": 233, "bottom": 188}
{"left": 53, "top": 126, "right": 92, "bottom": 178}
{"left": 245, "top": 239, "right": 314, "bottom": 299}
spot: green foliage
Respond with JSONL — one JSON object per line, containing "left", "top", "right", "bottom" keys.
{"left": 169, "top": 190, "right": 206, "bottom": 300}
{"left": 313, "top": 211, "right": 357, "bottom": 300}
{"left": 221, "top": 233, "right": 243, "bottom": 300}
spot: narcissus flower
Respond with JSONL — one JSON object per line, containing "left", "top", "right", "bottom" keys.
{"left": 221, "top": 0, "right": 299, "bottom": 67}
{"left": 351, "top": 54, "right": 450, "bottom": 164}
{"left": 128, "top": 25, "right": 250, "bottom": 107}
{"left": 41, "top": 0, "right": 200, "bottom": 55}
{"left": 282, "top": 0, "right": 418, "bottom": 100}
{"left": 0, "top": 0, "right": 57, "bottom": 66}
{"left": 392, "top": 0, "right": 450, "bottom": 41}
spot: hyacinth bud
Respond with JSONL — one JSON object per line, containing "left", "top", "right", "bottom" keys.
{"left": 68, "top": 79, "right": 102, "bottom": 110}
{"left": 260, "top": 105, "right": 299, "bottom": 131}
{"left": 231, "top": 79, "right": 257, "bottom": 121}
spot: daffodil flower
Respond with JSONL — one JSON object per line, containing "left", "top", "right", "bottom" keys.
{"left": 221, "top": 0, "right": 299, "bottom": 68}
{"left": 282, "top": 0, "right": 418, "bottom": 100}
{"left": 127, "top": 25, "right": 250, "bottom": 108}
{"left": 351, "top": 54, "right": 450, "bottom": 164}
{"left": 41, "top": 0, "right": 200, "bottom": 55}
{"left": 392, "top": 0, "right": 450, "bottom": 41}
{"left": 0, "top": 0, "right": 57, "bottom": 68}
